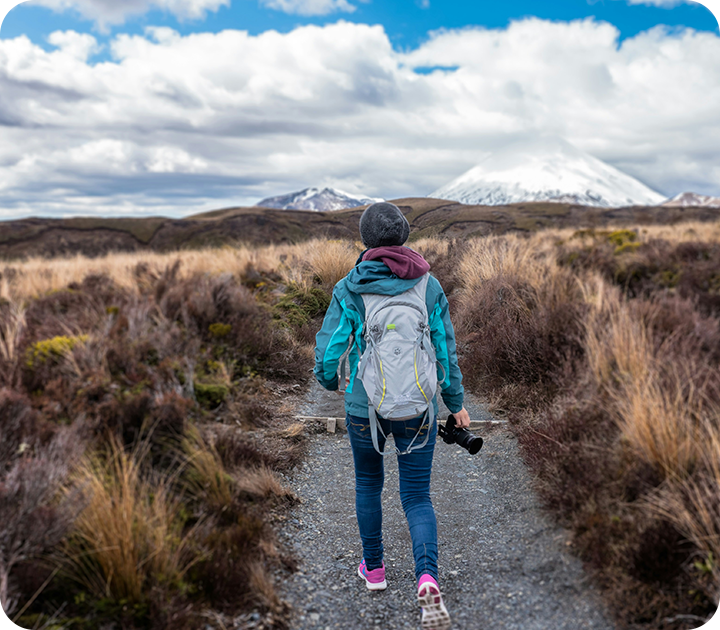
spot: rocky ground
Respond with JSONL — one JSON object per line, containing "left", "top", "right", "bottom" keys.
{"left": 274, "top": 381, "right": 616, "bottom": 630}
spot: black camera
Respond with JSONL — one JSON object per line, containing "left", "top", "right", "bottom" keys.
{"left": 438, "top": 414, "right": 483, "bottom": 455}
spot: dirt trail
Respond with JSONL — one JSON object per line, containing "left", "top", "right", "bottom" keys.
{"left": 276, "top": 381, "right": 615, "bottom": 629}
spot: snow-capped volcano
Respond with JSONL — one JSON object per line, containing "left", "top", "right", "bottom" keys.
{"left": 661, "top": 192, "right": 720, "bottom": 208}
{"left": 257, "top": 187, "right": 382, "bottom": 211}
{"left": 429, "top": 137, "right": 665, "bottom": 208}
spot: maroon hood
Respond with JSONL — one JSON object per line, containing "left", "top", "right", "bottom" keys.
{"left": 362, "top": 246, "right": 430, "bottom": 279}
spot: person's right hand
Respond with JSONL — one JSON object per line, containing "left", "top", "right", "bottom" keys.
{"left": 453, "top": 407, "right": 471, "bottom": 428}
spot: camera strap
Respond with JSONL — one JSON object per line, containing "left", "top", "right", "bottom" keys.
{"left": 337, "top": 338, "right": 352, "bottom": 393}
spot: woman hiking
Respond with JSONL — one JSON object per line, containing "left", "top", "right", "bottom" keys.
{"left": 314, "top": 201, "right": 470, "bottom": 630}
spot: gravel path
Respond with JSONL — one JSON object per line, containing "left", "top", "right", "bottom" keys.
{"left": 276, "top": 381, "right": 616, "bottom": 630}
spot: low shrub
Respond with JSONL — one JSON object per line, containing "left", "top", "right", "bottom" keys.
{"left": 274, "top": 284, "right": 331, "bottom": 329}
{"left": 457, "top": 274, "right": 584, "bottom": 408}
{"left": 0, "top": 391, "right": 83, "bottom": 616}
{"left": 194, "top": 382, "right": 229, "bottom": 410}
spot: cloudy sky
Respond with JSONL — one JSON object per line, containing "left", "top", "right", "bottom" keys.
{"left": 0, "top": 0, "right": 718, "bottom": 219}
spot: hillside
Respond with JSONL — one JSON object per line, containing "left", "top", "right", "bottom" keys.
{"left": 1, "top": 199, "right": 720, "bottom": 259}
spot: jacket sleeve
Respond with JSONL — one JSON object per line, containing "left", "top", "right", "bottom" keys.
{"left": 427, "top": 279, "right": 465, "bottom": 413}
{"left": 314, "top": 288, "right": 354, "bottom": 391}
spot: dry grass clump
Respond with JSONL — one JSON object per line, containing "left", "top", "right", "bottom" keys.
{"left": 65, "top": 440, "right": 202, "bottom": 605}
{"left": 460, "top": 233, "right": 583, "bottom": 309}
{"left": 454, "top": 221, "right": 720, "bottom": 627}
{"left": 0, "top": 302, "right": 25, "bottom": 369}
{"left": 647, "top": 426, "right": 720, "bottom": 606}
{"left": 412, "top": 238, "right": 469, "bottom": 300}
{"left": 235, "top": 465, "right": 295, "bottom": 503}
{"left": 583, "top": 290, "right": 685, "bottom": 477}
{"left": 183, "top": 425, "right": 235, "bottom": 513}
{"left": 285, "top": 239, "right": 360, "bottom": 291}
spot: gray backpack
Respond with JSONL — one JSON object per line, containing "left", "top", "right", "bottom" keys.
{"left": 355, "top": 273, "right": 439, "bottom": 456}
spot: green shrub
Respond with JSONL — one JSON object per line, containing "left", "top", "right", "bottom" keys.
{"left": 614, "top": 241, "right": 642, "bottom": 256}
{"left": 194, "top": 382, "right": 228, "bottom": 409}
{"left": 274, "top": 284, "right": 331, "bottom": 328}
{"left": 654, "top": 269, "right": 682, "bottom": 288}
{"left": 208, "top": 322, "right": 232, "bottom": 338}
{"left": 25, "top": 334, "right": 89, "bottom": 370}
{"left": 607, "top": 229, "right": 637, "bottom": 247}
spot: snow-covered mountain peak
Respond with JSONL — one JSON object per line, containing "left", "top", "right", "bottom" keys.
{"left": 257, "top": 187, "right": 382, "bottom": 212}
{"left": 661, "top": 192, "right": 720, "bottom": 208}
{"left": 429, "top": 137, "right": 665, "bottom": 208}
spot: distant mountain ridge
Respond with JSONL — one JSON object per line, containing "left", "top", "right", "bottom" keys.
{"left": 430, "top": 137, "right": 666, "bottom": 208}
{"left": 662, "top": 192, "right": 720, "bottom": 208}
{"left": 257, "top": 187, "right": 382, "bottom": 211}
{"left": 2, "top": 199, "right": 719, "bottom": 261}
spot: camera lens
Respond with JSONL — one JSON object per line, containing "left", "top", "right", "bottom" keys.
{"left": 455, "top": 428, "right": 484, "bottom": 455}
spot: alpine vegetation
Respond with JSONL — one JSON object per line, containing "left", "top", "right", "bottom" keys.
{"left": 0, "top": 241, "right": 361, "bottom": 629}
{"left": 1, "top": 226, "right": 719, "bottom": 629}
{"left": 415, "top": 222, "right": 720, "bottom": 629}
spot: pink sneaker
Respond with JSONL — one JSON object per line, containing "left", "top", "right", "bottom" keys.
{"left": 418, "top": 574, "right": 451, "bottom": 629}
{"left": 357, "top": 559, "right": 387, "bottom": 591}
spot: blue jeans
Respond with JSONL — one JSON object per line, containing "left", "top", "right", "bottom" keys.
{"left": 346, "top": 412, "right": 438, "bottom": 582}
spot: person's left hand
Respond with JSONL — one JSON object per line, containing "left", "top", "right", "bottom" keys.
{"left": 453, "top": 407, "right": 471, "bottom": 428}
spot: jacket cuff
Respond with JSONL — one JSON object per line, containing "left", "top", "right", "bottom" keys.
{"left": 315, "top": 373, "right": 339, "bottom": 391}
{"left": 441, "top": 391, "right": 463, "bottom": 414}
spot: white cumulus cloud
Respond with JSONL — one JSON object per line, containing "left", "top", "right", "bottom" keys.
{"left": 31, "top": 0, "right": 229, "bottom": 30}
{"left": 259, "top": 0, "right": 356, "bottom": 16}
{"left": 0, "top": 18, "right": 719, "bottom": 218}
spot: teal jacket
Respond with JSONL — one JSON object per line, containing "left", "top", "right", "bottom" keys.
{"left": 313, "top": 257, "right": 464, "bottom": 418}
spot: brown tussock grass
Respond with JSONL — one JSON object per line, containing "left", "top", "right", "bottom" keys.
{"left": 183, "top": 426, "right": 235, "bottom": 511}
{"left": 2, "top": 239, "right": 362, "bottom": 302}
{"left": 247, "top": 560, "right": 283, "bottom": 613}
{"left": 582, "top": 279, "right": 712, "bottom": 479}
{"left": 64, "top": 439, "right": 203, "bottom": 603}
{"left": 0, "top": 301, "right": 25, "bottom": 364}
{"left": 582, "top": 282, "right": 651, "bottom": 387}
{"left": 235, "top": 466, "right": 295, "bottom": 502}
{"left": 183, "top": 426, "right": 295, "bottom": 506}
{"left": 304, "top": 239, "right": 360, "bottom": 290}
{"left": 647, "top": 424, "right": 720, "bottom": 605}
{"left": 279, "top": 423, "right": 305, "bottom": 439}
{"left": 412, "top": 238, "right": 451, "bottom": 259}
{"left": 458, "top": 232, "right": 580, "bottom": 313}
{"left": 614, "top": 370, "right": 704, "bottom": 479}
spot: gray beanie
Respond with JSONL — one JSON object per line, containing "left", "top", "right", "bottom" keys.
{"left": 359, "top": 202, "right": 410, "bottom": 249}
